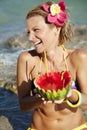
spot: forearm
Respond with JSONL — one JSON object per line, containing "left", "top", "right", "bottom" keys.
{"left": 80, "top": 93, "right": 87, "bottom": 110}
{"left": 67, "top": 90, "right": 87, "bottom": 110}
{"left": 19, "top": 95, "right": 43, "bottom": 112}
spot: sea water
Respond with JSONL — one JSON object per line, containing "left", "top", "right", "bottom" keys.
{"left": 0, "top": 0, "right": 87, "bottom": 129}
{"left": 0, "top": 0, "right": 87, "bottom": 64}
{"left": 0, "top": 87, "right": 33, "bottom": 130}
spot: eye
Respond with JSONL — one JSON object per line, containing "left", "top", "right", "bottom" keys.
{"left": 33, "top": 28, "right": 40, "bottom": 32}
{"left": 26, "top": 31, "right": 30, "bottom": 36}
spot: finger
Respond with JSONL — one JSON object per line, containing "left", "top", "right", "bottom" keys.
{"left": 67, "top": 89, "right": 72, "bottom": 98}
{"left": 54, "top": 99, "right": 64, "bottom": 104}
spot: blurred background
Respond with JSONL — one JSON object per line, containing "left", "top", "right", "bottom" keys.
{"left": 0, "top": 0, "right": 87, "bottom": 64}
{"left": 0, "top": 0, "right": 87, "bottom": 65}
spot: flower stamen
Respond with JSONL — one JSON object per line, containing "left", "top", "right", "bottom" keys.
{"left": 50, "top": 4, "right": 60, "bottom": 16}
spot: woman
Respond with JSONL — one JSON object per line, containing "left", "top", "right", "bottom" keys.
{"left": 17, "top": 1, "right": 87, "bottom": 130}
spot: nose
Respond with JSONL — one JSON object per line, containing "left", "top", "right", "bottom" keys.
{"left": 28, "top": 32, "right": 36, "bottom": 42}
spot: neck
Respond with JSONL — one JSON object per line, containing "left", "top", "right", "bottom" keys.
{"left": 41, "top": 46, "right": 65, "bottom": 72}
{"left": 45, "top": 46, "right": 63, "bottom": 62}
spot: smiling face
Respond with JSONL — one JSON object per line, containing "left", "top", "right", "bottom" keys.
{"left": 26, "top": 15, "right": 60, "bottom": 54}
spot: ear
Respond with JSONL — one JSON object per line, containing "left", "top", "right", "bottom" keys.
{"left": 57, "top": 27, "right": 61, "bottom": 33}
{"left": 54, "top": 26, "right": 61, "bottom": 36}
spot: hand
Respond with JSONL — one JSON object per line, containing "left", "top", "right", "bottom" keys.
{"left": 35, "top": 89, "right": 72, "bottom": 104}
{"left": 66, "top": 89, "right": 72, "bottom": 98}
{"left": 36, "top": 94, "right": 65, "bottom": 104}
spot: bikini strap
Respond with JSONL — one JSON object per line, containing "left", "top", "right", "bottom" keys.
{"left": 39, "top": 51, "right": 49, "bottom": 75}
{"left": 61, "top": 45, "right": 69, "bottom": 71}
{"left": 39, "top": 45, "right": 69, "bottom": 74}
{"left": 38, "top": 57, "right": 42, "bottom": 75}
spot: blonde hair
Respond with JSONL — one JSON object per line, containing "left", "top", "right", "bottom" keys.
{"left": 26, "top": 1, "right": 73, "bottom": 45}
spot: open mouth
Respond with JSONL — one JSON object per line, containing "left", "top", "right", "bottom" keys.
{"left": 34, "top": 40, "right": 42, "bottom": 46}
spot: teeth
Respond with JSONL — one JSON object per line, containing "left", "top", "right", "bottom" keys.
{"left": 34, "top": 41, "right": 41, "bottom": 46}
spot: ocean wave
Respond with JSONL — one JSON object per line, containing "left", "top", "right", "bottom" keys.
{"left": 0, "top": 24, "right": 87, "bottom": 66}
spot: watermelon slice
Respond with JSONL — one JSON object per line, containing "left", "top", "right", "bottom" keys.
{"left": 34, "top": 71, "right": 71, "bottom": 100}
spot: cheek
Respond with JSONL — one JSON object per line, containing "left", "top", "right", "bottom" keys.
{"left": 48, "top": 32, "right": 56, "bottom": 42}
{"left": 40, "top": 29, "right": 56, "bottom": 45}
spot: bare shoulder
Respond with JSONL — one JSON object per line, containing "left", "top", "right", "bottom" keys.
{"left": 17, "top": 49, "right": 38, "bottom": 62}
{"left": 69, "top": 49, "right": 87, "bottom": 68}
{"left": 71, "top": 49, "right": 87, "bottom": 61}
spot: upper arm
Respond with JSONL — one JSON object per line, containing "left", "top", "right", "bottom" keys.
{"left": 76, "top": 50, "right": 87, "bottom": 94}
{"left": 17, "top": 52, "right": 32, "bottom": 100}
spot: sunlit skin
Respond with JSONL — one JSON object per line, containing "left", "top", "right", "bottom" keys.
{"left": 17, "top": 15, "right": 87, "bottom": 130}
{"left": 26, "top": 16, "right": 60, "bottom": 54}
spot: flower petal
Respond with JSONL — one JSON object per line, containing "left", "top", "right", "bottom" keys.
{"left": 47, "top": 14, "right": 57, "bottom": 22}
{"left": 58, "top": 1, "right": 66, "bottom": 11}
{"left": 57, "top": 12, "right": 68, "bottom": 22}
{"left": 54, "top": 19, "right": 64, "bottom": 27}
{"left": 50, "top": 4, "right": 60, "bottom": 16}
{"left": 42, "top": 4, "right": 50, "bottom": 12}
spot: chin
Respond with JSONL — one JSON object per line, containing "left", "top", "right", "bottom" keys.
{"left": 35, "top": 48, "right": 44, "bottom": 54}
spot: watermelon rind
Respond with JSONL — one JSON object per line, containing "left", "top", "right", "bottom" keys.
{"left": 35, "top": 84, "right": 71, "bottom": 100}
{"left": 34, "top": 73, "right": 71, "bottom": 100}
